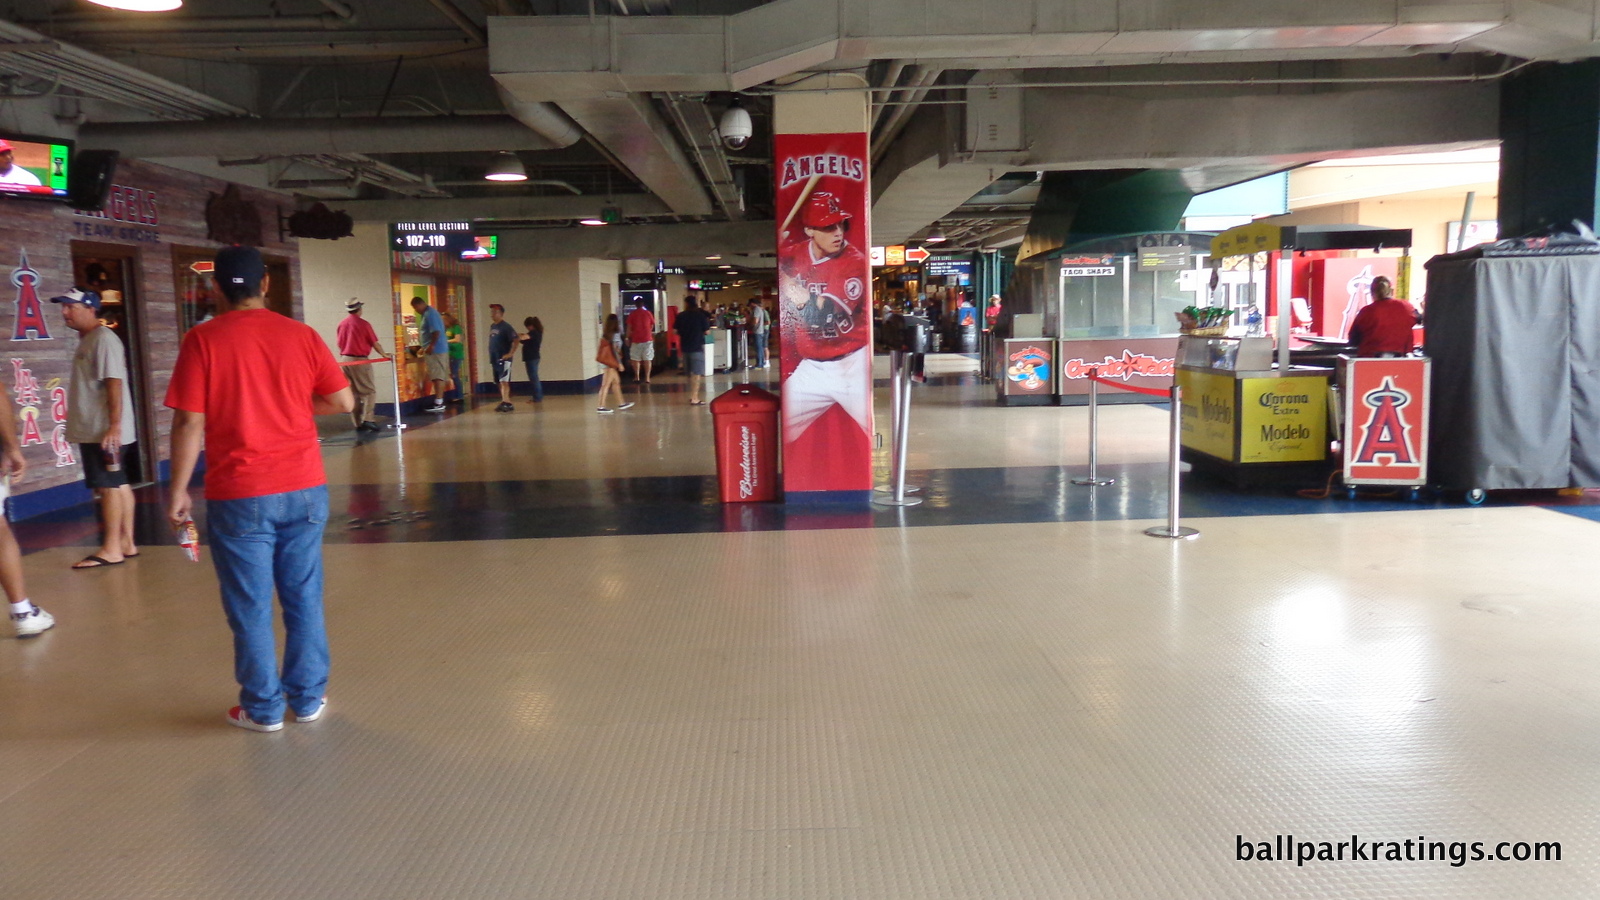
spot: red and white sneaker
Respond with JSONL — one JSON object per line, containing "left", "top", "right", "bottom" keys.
{"left": 227, "top": 706, "right": 283, "bottom": 733}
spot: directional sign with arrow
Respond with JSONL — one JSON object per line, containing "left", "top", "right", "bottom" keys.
{"left": 904, "top": 246, "right": 931, "bottom": 263}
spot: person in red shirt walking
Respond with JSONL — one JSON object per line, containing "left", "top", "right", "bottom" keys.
{"left": 335, "top": 298, "right": 389, "bottom": 433}
{"left": 1347, "top": 276, "right": 1419, "bottom": 358}
{"left": 625, "top": 301, "right": 656, "bottom": 387}
{"left": 165, "top": 246, "right": 353, "bottom": 732}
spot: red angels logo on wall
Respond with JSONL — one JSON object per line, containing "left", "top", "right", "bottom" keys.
{"left": 10, "top": 250, "right": 52, "bottom": 341}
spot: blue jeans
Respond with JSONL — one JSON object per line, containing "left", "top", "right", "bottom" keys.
{"left": 753, "top": 332, "right": 768, "bottom": 367}
{"left": 449, "top": 357, "right": 463, "bottom": 399}
{"left": 208, "top": 485, "right": 330, "bottom": 724}
{"left": 523, "top": 359, "right": 543, "bottom": 400}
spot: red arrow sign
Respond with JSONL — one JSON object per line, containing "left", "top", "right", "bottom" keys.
{"left": 905, "top": 246, "right": 931, "bottom": 263}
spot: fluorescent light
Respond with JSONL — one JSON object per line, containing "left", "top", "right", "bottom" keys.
{"left": 579, "top": 217, "right": 607, "bottom": 226}
{"left": 706, "top": 255, "right": 722, "bottom": 260}
{"left": 484, "top": 152, "right": 527, "bottom": 182}
{"left": 87, "top": 0, "right": 182, "bottom": 9}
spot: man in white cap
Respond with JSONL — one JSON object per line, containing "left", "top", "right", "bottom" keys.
{"left": 0, "top": 140, "right": 42, "bottom": 187}
{"left": 52, "top": 288, "right": 139, "bottom": 569}
{"left": 335, "top": 298, "right": 389, "bottom": 432}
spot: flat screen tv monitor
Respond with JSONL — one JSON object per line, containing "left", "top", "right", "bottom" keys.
{"left": 460, "top": 234, "right": 498, "bottom": 261}
{"left": 0, "top": 133, "right": 71, "bottom": 200}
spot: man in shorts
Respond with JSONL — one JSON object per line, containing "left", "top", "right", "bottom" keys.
{"left": 487, "top": 303, "right": 518, "bottom": 412}
{"left": 673, "top": 295, "right": 712, "bottom": 405}
{"left": 411, "top": 297, "right": 449, "bottom": 413}
{"left": 53, "top": 288, "right": 139, "bottom": 569}
{"left": 625, "top": 301, "right": 656, "bottom": 386}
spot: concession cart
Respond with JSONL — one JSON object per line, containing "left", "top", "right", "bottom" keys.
{"left": 1177, "top": 223, "right": 1414, "bottom": 486}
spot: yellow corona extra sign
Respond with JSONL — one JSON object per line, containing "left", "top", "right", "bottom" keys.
{"left": 1211, "top": 222, "right": 1285, "bottom": 259}
{"left": 1238, "top": 376, "right": 1327, "bottom": 463}
{"left": 1178, "top": 369, "right": 1238, "bottom": 461}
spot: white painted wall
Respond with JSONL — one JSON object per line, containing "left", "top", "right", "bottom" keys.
{"left": 298, "top": 221, "right": 395, "bottom": 356}
{"left": 470, "top": 257, "right": 620, "bottom": 388}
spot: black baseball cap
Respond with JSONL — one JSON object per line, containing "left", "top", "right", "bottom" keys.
{"left": 214, "top": 245, "right": 265, "bottom": 289}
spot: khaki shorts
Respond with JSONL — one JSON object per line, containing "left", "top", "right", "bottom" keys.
{"left": 629, "top": 342, "right": 655, "bottom": 362}
{"left": 426, "top": 352, "right": 450, "bottom": 383}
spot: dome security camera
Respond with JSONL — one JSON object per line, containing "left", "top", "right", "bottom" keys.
{"left": 719, "top": 100, "right": 752, "bottom": 151}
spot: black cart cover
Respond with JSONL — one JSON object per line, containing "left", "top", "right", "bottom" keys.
{"left": 1425, "top": 253, "right": 1600, "bottom": 490}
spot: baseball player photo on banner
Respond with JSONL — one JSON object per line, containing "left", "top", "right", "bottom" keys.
{"left": 775, "top": 131, "right": 874, "bottom": 493}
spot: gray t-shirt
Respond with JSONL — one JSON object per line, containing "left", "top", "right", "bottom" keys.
{"left": 66, "top": 325, "right": 137, "bottom": 445}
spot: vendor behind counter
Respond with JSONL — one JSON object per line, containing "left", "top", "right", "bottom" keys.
{"left": 1290, "top": 276, "right": 1420, "bottom": 365}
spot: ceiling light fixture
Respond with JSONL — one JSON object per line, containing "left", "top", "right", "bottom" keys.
{"left": 579, "top": 217, "right": 607, "bottom": 226}
{"left": 484, "top": 151, "right": 527, "bottom": 182}
{"left": 87, "top": 0, "right": 183, "bottom": 9}
{"left": 706, "top": 255, "right": 722, "bottom": 260}
{"left": 924, "top": 228, "right": 948, "bottom": 244}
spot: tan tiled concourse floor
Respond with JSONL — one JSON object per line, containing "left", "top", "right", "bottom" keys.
{"left": 3, "top": 363, "right": 1598, "bottom": 898}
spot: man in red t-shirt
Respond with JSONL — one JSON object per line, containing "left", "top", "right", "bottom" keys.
{"left": 1347, "top": 276, "right": 1418, "bottom": 358}
{"left": 165, "top": 246, "right": 353, "bottom": 733}
{"left": 780, "top": 192, "right": 872, "bottom": 438}
{"left": 625, "top": 302, "right": 656, "bottom": 386}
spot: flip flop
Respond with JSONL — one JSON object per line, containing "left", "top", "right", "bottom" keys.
{"left": 72, "top": 555, "right": 124, "bottom": 569}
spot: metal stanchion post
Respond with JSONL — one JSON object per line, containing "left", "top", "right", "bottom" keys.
{"left": 1145, "top": 383, "right": 1198, "bottom": 540}
{"left": 876, "top": 350, "right": 922, "bottom": 496}
{"left": 874, "top": 351, "right": 922, "bottom": 507}
{"left": 1072, "top": 367, "right": 1115, "bottom": 487}
{"left": 386, "top": 357, "right": 408, "bottom": 434}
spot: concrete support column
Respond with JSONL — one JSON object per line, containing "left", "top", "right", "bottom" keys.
{"left": 1500, "top": 61, "right": 1600, "bottom": 237}
{"left": 773, "top": 74, "right": 876, "bottom": 497}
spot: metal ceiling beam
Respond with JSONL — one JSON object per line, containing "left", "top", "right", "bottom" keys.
{"left": 335, "top": 193, "right": 672, "bottom": 222}
{"left": 660, "top": 95, "right": 744, "bottom": 220}
{"left": 530, "top": 90, "right": 715, "bottom": 216}
{"left": 78, "top": 115, "right": 561, "bottom": 157}
{"left": 493, "top": 220, "right": 775, "bottom": 260}
{"left": 0, "top": 21, "right": 246, "bottom": 119}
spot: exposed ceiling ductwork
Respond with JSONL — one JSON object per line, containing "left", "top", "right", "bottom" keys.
{"left": 488, "top": 0, "right": 1600, "bottom": 101}
{"left": 77, "top": 116, "right": 564, "bottom": 158}
{"left": 0, "top": 20, "right": 245, "bottom": 119}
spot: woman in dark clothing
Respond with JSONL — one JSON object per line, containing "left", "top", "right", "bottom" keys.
{"left": 521, "top": 316, "right": 545, "bottom": 403}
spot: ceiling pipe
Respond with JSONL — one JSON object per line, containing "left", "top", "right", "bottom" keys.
{"left": 45, "top": 14, "right": 355, "bottom": 33}
{"left": 431, "top": 178, "right": 583, "bottom": 193}
{"left": 314, "top": 0, "right": 357, "bottom": 18}
{"left": 496, "top": 84, "right": 584, "bottom": 149}
{"left": 424, "top": 0, "right": 487, "bottom": 45}
{"left": 78, "top": 115, "right": 562, "bottom": 157}
{"left": 871, "top": 67, "right": 941, "bottom": 162}
{"left": 869, "top": 60, "right": 907, "bottom": 135}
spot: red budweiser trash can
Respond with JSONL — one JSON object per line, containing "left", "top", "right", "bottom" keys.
{"left": 710, "top": 384, "right": 780, "bottom": 502}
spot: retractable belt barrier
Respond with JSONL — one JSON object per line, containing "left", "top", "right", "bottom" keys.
{"left": 1075, "top": 367, "right": 1198, "bottom": 540}
{"left": 336, "top": 356, "right": 407, "bottom": 435}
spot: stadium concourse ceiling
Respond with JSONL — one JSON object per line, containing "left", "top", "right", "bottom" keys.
{"left": 1, "top": 0, "right": 1596, "bottom": 255}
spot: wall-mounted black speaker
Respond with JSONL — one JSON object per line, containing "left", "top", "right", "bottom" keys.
{"left": 68, "top": 149, "right": 120, "bottom": 211}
